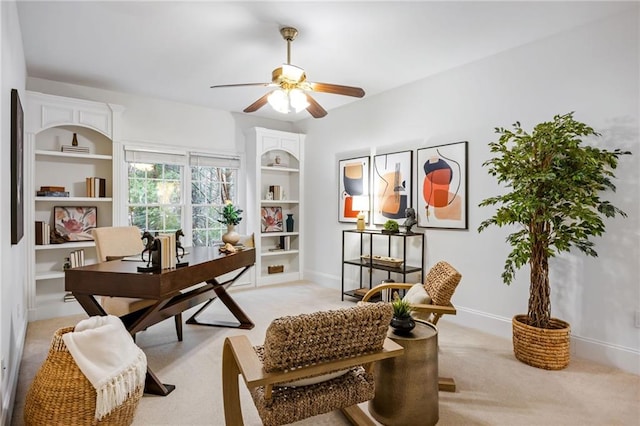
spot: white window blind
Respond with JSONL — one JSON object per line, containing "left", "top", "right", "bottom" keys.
{"left": 189, "top": 153, "right": 240, "bottom": 169}
{"left": 124, "top": 148, "right": 187, "bottom": 165}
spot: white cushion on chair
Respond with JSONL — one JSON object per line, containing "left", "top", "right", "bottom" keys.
{"left": 403, "top": 283, "right": 431, "bottom": 305}
{"left": 403, "top": 283, "right": 432, "bottom": 322}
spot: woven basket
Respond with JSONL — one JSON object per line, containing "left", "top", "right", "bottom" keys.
{"left": 512, "top": 314, "right": 571, "bottom": 370}
{"left": 24, "top": 326, "right": 143, "bottom": 426}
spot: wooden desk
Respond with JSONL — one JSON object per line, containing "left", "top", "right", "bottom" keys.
{"left": 65, "top": 246, "right": 255, "bottom": 396}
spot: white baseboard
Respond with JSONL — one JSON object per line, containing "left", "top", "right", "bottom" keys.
{"left": 303, "top": 270, "right": 639, "bottom": 375}
{"left": 2, "top": 316, "right": 27, "bottom": 426}
{"left": 450, "top": 307, "right": 640, "bottom": 375}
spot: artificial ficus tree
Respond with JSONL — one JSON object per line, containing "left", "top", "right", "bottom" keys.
{"left": 478, "top": 112, "right": 630, "bottom": 329}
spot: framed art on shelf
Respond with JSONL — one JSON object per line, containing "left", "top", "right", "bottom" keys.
{"left": 417, "top": 141, "right": 468, "bottom": 230}
{"left": 11, "top": 89, "right": 24, "bottom": 245}
{"left": 54, "top": 206, "right": 98, "bottom": 241}
{"left": 372, "top": 150, "right": 413, "bottom": 225}
{"left": 261, "top": 206, "right": 283, "bottom": 233}
{"left": 338, "top": 156, "right": 370, "bottom": 223}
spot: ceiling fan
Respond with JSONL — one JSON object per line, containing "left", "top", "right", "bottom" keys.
{"left": 210, "top": 27, "right": 365, "bottom": 118}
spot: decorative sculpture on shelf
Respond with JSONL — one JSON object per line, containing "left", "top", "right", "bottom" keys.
{"left": 403, "top": 207, "right": 417, "bottom": 234}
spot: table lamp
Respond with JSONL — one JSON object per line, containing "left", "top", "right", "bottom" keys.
{"left": 352, "top": 195, "right": 370, "bottom": 232}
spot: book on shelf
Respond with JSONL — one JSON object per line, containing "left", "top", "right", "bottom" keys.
{"left": 85, "top": 177, "right": 107, "bottom": 197}
{"left": 63, "top": 292, "right": 76, "bottom": 302}
{"left": 268, "top": 185, "right": 282, "bottom": 200}
{"left": 279, "top": 236, "right": 291, "bottom": 251}
{"left": 69, "top": 249, "right": 86, "bottom": 268}
{"left": 61, "top": 145, "right": 90, "bottom": 153}
{"left": 35, "top": 221, "right": 51, "bottom": 245}
{"left": 40, "top": 186, "right": 65, "bottom": 192}
{"left": 36, "top": 191, "right": 70, "bottom": 197}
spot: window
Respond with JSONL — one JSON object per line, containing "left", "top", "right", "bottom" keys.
{"left": 191, "top": 154, "right": 240, "bottom": 247}
{"left": 125, "top": 147, "right": 240, "bottom": 246}
{"left": 128, "top": 163, "right": 183, "bottom": 234}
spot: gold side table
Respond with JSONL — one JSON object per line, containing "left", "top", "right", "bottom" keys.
{"left": 368, "top": 322, "right": 439, "bottom": 426}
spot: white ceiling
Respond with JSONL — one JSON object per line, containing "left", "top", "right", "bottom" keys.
{"left": 16, "top": 1, "right": 632, "bottom": 122}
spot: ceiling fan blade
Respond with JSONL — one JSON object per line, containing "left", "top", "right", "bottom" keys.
{"left": 306, "top": 95, "right": 328, "bottom": 118}
{"left": 309, "top": 82, "right": 365, "bottom": 98}
{"left": 210, "top": 82, "right": 271, "bottom": 89}
{"left": 243, "top": 92, "right": 272, "bottom": 113}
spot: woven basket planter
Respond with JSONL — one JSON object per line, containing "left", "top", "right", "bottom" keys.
{"left": 24, "top": 326, "right": 143, "bottom": 426}
{"left": 512, "top": 314, "right": 571, "bottom": 370}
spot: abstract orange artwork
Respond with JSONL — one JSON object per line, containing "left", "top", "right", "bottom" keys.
{"left": 417, "top": 142, "right": 468, "bottom": 229}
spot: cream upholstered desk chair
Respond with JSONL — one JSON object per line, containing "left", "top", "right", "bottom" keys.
{"left": 362, "top": 260, "right": 462, "bottom": 391}
{"left": 222, "top": 303, "right": 404, "bottom": 426}
{"left": 92, "top": 226, "right": 183, "bottom": 341}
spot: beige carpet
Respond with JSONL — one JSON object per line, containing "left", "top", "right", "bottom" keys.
{"left": 11, "top": 281, "right": 640, "bottom": 425}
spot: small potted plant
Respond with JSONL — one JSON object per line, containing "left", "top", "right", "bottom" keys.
{"left": 390, "top": 292, "right": 415, "bottom": 335}
{"left": 218, "top": 200, "right": 243, "bottom": 245}
{"left": 382, "top": 219, "right": 400, "bottom": 234}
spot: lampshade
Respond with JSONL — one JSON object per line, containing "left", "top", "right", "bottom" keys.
{"left": 268, "top": 88, "right": 310, "bottom": 114}
{"left": 352, "top": 195, "right": 370, "bottom": 212}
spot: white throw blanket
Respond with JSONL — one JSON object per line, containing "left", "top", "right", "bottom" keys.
{"left": 62, "top": 315, "right": 147, "bottom": 420}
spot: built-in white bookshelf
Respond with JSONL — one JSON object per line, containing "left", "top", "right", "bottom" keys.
{"left": 246, "top": 127, "right": 305, "bottom": 286}
{"left": 25, "top": 91, "right": 124, "bottom": 320}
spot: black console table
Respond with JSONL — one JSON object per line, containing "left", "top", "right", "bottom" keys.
{"left": 341, "top": 230, "right": 425, "bottom": 301}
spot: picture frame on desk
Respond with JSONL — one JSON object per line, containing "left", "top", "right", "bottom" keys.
{"left": 54, "top": 206, "right": 97, "bottom": 241}
{"left": 11, "top": 89, "right": 24, "bottom": 245}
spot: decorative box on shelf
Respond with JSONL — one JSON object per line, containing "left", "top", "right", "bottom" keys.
{"left": 268, "top": 265, "right": 284, "bottom": 274}
{"left": 360, "top": 254, "right": 404, "bottom": 268}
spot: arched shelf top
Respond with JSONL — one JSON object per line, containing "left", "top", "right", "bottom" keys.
{"left": 26, "top": 91, "right": 123, "bottom": 139}
{"left": 34, "top": 125, "right": 112, "bottom": 156}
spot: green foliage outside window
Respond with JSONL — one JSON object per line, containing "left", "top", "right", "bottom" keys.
{"left": 127, "top": 161, "right": 238, "bottom": 247}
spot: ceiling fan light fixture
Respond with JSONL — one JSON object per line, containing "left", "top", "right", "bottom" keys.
{"left": 289, "top": 88, "right": 309, "bottom": 112}
{"left": 268, "top": 89, "right": 290, "bottom": 114}
{"left": 268, "top": 88, "right": 309, "bottom": 114}
{"left": 211, "top": 26, "right": 364, "bottom": 119}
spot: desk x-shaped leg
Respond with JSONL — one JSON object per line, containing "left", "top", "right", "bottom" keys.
{"left": 185, "top": 265, "right": 254, "bottom": 330}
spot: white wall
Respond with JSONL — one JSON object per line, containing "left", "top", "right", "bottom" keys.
{"left": 297, "top": 9, "right": 640, "bottom": 373}
{"left": 1, "top": 1, "right": 27, "bottom": 424}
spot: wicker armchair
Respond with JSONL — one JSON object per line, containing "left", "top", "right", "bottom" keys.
{"left": 222, "top": 304, "right": 404, "bottom": 426}
{"left": 92, "top": 226, "right": 183, "bottom": 341}
{"left": 362, "top": 260, "right": 462, "bottom": 391}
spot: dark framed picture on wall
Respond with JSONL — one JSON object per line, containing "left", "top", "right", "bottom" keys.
{"left": 372, "top": 150, "right": 413, "bottom": 225}
{"left": 11, "top": 89, "right": 24, "bottom": 245}
{"left": 338, "top": 156, "right": 370, "bottom": 223}
{"left": 417, "top": 141, "right": 468, "bottom": 230}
